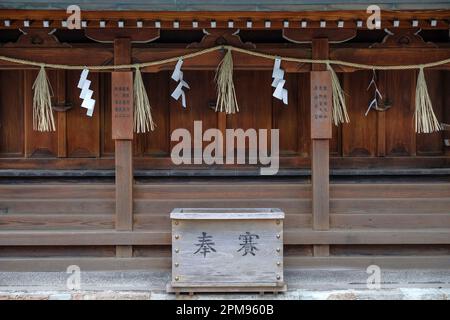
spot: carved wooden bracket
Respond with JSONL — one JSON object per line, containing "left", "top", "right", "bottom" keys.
{"left": 3, "top": 28, "right": 70, "bottom": 48}
{"left": 187, "top": 29, "right": 255, "bottom": 49}
{"left": 283, "top": 28, "right": 356, "bottom": 43}
{"left": 85, "top": 28, "right": 160, "bottom": 43}
{"left": 370, "top": 29, "right": 437, "bottom": 48}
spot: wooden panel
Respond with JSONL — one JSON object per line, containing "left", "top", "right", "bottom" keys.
{"left": 297, "top": 73, "right": 311, "bottom": 157}
{"left": 66, "top": 71, "right": 100, "bottom": 157}
{"left": 0, "top": 199, "right": 114, "bottom": 214}
{"left": 330, "top": 198, "right": 450, "bottom": 214}
{"left": 445, "top": 72, "right": 450, "bottom": 156}
{"left": 134, "top": 213, "right": 311, "bottom": 230}
{"left": 100, "top": 73, "right": 114, "bottom": 156}
{"left": 342, "top": 71, "right": 377, "bottom": 157}
{"left": 55, "top": 71, "right": 67, "bottom": 158}
{"left": 0, "top": 214, "right": 114, "bottom": 230}
{"left": 134, "top": 183, "right": 311, "bottom": 200}
{"left": 0, "top": 184, "right": 114, "bottom": 199}
{"left": 134, "top": 199, "right": 312, "bottom": 215}
{"left": 169, "top": 71, "right": 217, "bottom": 152}
{"left": 381, "top": 70, "right": 416, "bottom": 156}
{"left": 330, "top": 244, "right": 450, "bottom": 256}
{"left": 0, "top": 229, "right": 449, "bottom": 246}
{"left": 329, "top": 75, "right": 342, "bottom": 157}
{"left": 227, "top": 71, "right": 272, "bottom": 131}
{"left": 143, "top": 71, "right": 170, "bottom": 156}
{"left": 416, "top": 70, "right": 444, "bottom": 155}
{"left": 330, "top": 124, "right": 341, "bottom": 156}
{"left": 331, "top": 214, "right": 450, "bottom": 229}
{"left": 331, "top": 183, "right": 450, "bottom": 199}
{"left": 0, "top": 257, "right": 171, "bottom": 271}
{"left": 24, "top": 70, "right": 57, "bottom": 157}
{"left": 284, "top": 255, "right": 450, "bottom": 270}
{"left": 0, "top": 246, "right": 115, "bottom": 258}
{"left": 272, "top": 73, "right": 298, "bottom": 154}
{"left": 1, "top": 255, "right": 448, "bottom": 272}
{"left": 0, "top": 70, "right": 23, "bottom": 157}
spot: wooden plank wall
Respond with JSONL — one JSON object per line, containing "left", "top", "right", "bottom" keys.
{"left": 0, "top": 181, "right": 449, "bottom": 270}
{"left": 0, "top": 67, "right": 449, "bottom": 271}
{"left": 0, "top": 69, "right": 448, "bottom": 167}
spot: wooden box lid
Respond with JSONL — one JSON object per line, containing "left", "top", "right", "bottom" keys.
{"left": 170, "top": 208, "right": 284, "bottom": 220}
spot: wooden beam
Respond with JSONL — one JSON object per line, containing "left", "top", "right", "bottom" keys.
{"left": 0, "top": 46, "right": 449, "bottom": 72}
{"left": 0, "top": 257, "right": 171, "bottom": 272}
{"left": 114, "top": 38, "right": 134, "bottom": 258}
{"left": 311, "top": 38, "right": 331, "bottom": 257}
{"left": 1, "top": 155, "right": 450, "bottom": 170}
{"left": 0, "top": 229, "right": 448, "bottom": 246}
{"left": 1, "top": 255, "right": 448, "bottom": 271}
{"left": 285, "top": 256, "right": 450, "bottom": 270}
{"left": 330, "top": 48, "right": 450, "bottom": 72}
{"left": 0, "top": 9, "right": 449, "bottom": 30}
{"left": 134, "top": 48, "right": 312, "bottom": 73}
{"left": 0, "top": 48, "right": 113, "bottom": 69}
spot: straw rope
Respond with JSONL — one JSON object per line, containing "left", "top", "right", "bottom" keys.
{"left": 215, "top": 49, "right": 239, "bottom": 114}
{"left": 1, "top": 44, "right": 447, "bottom": 132}
{"left": 0, "top": 44, "right": 449, "bottom": 71}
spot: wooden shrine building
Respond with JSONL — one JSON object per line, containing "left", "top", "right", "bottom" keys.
{"left": 0, "top": 1, "right": 449, "bottom": 272}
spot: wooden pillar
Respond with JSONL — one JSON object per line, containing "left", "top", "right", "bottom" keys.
{"left": 113, "top": 38, "right": 133, "bottom": 257}
{"left": 311, "top": 38, "right": 330, "bottom": 256}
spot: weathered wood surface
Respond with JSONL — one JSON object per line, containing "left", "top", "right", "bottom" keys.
{"left": 1, "top": 70, "right": 448, "bottom": 168}
{"left": 0, "top": 9, "right": 449, "bottom": 30}
{"left": 0, "top": 255, "right": 449, "bottom": 272}
{"left": 171, "top": 208, "right": 284, "bottom": 220}
{"left": 0, "top": 179, "right": 448, "bottom": 271}
{"left": 311, "top": 38, "right": 331, "bottom": 258}
{"left": 113, "top": 38, "right": 134, "bottom": 258}
{"left": 172, "top": 219, "right": 284, "bottom": 286}
{"left": 0, "top": 229, "right": 448, "bottom": 246}
{"left": 0, "top": 182, "right": 449, "bottom": 231}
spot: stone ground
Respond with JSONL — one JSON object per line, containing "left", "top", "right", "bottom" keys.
{"left": 0, "top": 269, "right": 449, "bottom": 300}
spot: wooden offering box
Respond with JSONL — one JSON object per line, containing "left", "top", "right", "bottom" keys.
{"left": 167, "top": 208, "right": 286, "bottom": 294}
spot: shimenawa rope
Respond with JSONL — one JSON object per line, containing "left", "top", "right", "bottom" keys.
{"left": 1, "top": 45, "right": 447, "bottom": 133}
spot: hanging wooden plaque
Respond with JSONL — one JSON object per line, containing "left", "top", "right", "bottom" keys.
{"left": 111, "top": 72, "right": 133, "bottom": 140}
{"left": 310, "top": 71, "right": 332, "bottom": 139}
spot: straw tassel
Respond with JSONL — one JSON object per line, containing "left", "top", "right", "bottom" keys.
{"left": 215, "top": 49, "right": 239, "bottom": 114}
{"left": 32, "top": 66, "right": 55, "bottom": 132}
{"left": 134, "top": 67, "right": 155, "bottom": 133}
{"left": 415, "top": 67, "right": 441, "bottom": 133}
{"left": 327, "top": 63, "right": 349, "bottom": 126}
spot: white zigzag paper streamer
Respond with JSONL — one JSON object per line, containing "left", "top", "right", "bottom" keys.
{"left": 271, "top": 57, "right": 288, "bottom": 105}
{"left": 170, "top": 59, "right": 190, "bottom": 108}
{"left": 77, "top": 68, "right": 96, "bottom": 117}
